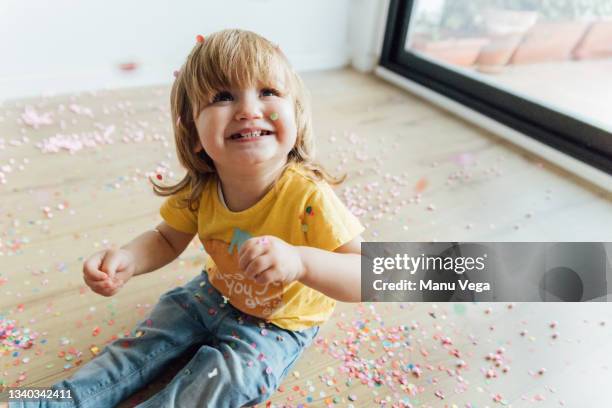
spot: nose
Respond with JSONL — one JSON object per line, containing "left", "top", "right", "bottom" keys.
{"left": 235, "top": 93, "right": 263, "bottom": 121}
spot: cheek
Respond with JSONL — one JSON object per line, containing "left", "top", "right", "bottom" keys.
{"left": 196, "top": 115, "right": 223, "bottom": 146}
{"left": 274, "top": 104, "right": 298, "bottom": 142}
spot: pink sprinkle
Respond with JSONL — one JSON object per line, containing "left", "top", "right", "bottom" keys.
{"left": 21, "top": 106, "right": 54, "bottom": 129}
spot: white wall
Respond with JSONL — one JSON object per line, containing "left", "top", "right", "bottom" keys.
{"left": 348, "top": 0, "right": 390, "bottom": 72}
{"left": 0, "top": 0, "right": 353, "bottom": 101}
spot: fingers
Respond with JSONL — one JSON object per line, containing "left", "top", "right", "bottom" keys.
{"left": 254, "top": 267, "right": 277, "bottom": 286}
{"left": 82, "top": 250, "right": 127, "bottom": 297}
{"left": 238, "top": 237, "right": 270, "bottom": 272}
{"left": 244, "top": 254, "right": 274, "bottom": 281}
{"left": 83, "top": 252, "right": 107, "bottom": 281}
{"left": 100, "top": 251, "right": 121, "bottom": 279}
{"left": 83, "top": 274, "right": 124, "bottom": 297}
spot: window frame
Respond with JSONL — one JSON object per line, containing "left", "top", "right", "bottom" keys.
{"left": 379, "top": 0, "right": 612, "bottom": 175}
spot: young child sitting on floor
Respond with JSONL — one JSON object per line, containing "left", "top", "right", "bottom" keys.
{"left": 8, "top": 28, "right": 364, "bottom": 408}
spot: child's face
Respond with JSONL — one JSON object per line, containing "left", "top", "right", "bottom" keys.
{"left": 193, "top": 76, "right": 297, "bottom": 175}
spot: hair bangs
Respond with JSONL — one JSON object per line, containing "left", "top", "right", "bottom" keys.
{"left": 185, "top": 31, "right": 292, "bottom": 115}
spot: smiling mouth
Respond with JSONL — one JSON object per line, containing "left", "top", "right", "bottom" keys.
{"left": 229, "top": 130, "right": 274, "bottom": 140}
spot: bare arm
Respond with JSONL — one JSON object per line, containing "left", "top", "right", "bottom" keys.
{"left": 123, "top": 221, "right": 195, "bottom": 276}
{"left": 297, "top": 236, "right": 363, "bottom": 302}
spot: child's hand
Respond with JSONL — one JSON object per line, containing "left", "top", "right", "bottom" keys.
{"left": 238, "top": 236, "right": 305, "bottom": 285}
{"left": 82, "top": 249, "right": 136, "bottom": 296}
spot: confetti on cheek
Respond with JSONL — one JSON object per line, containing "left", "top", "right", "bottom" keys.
{"left": 270, "top": 112, "right": 279, "bottom": 121}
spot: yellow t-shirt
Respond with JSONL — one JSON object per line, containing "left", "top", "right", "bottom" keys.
{"left": 160, "top": 164, "right": 364, "bottom": 331}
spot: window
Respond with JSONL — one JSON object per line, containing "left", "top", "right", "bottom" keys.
{"left": 380, "top": 0, "right": 612, "bottom": 175}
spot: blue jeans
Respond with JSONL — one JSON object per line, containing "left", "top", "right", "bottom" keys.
{"left": 10, "top": 272, "right": 319, "bottom": 408}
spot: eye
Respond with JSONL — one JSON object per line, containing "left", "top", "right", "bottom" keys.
{"left": 261, "top": 88, "right": 281, "bottom": 97}
{"left": 212, "top": 91, "right": 233, "bottom": 103}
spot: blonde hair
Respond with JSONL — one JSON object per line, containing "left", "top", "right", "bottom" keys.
{"left": 152, "top": 28, "right": 344, "bottom": 210}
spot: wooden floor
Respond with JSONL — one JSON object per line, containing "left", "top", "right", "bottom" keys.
{"left": 1, "top": 68, "right": 611, "bottom": 407}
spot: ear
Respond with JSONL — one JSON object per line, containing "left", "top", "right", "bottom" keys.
{"left": 193, "top": 140, "right": 203, "bottom": 153}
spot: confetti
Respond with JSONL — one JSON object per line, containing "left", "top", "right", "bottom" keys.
{"left": 270, "top": 112, "right": 279, "bottom": 121}
{"left": 196, "top": 34, "right": 205, "bottom": 43}
{"left": 118, "top": 62, "right": 138, "bottom": 71}
{"left": 21, "top": 106, "right": 54, "bottom": 129}
{"left": 0, "top": 318, "right": 38, "bottom": 353}
{"left": 415, "top": 177, "right": 428, "bottom": 193}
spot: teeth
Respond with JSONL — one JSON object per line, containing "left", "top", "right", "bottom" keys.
{"left": 243, "top": 130, "right": 261, "bottom": 138}
{"left": 233, "top": 130, "right": 271, "bottom": 139}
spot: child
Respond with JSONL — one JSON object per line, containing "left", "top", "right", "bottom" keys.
{"left": 9, "top": 29, "right": 363, "bottom": 408}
